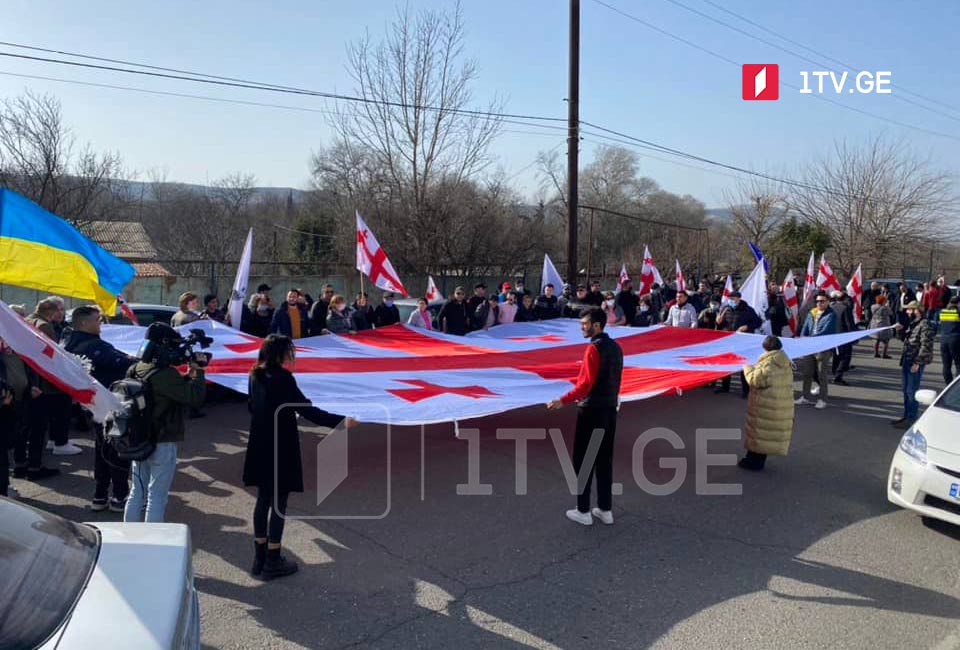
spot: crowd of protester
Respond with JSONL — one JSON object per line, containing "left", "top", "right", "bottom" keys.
{"left": 1, "top": 271, "right": 957, "bottom": 573}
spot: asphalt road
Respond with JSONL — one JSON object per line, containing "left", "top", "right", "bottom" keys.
{"left": 15, "top": 337, "right": 960, "bottom": 650}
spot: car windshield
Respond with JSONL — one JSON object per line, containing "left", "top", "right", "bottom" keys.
{"left": 0, "top": 499, "right": 99, "bottom": 649}
{"left": 936, "top": 381, "right": 960, "bottom": 414}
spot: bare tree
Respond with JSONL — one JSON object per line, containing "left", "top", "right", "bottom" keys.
{"left": 0, "top": 91, "right": 125, "bottom": 227}
{"left": 330, "top": 2, "right": 503, "bottom": 219}
{"left": 790, "top": 137, "right": 957, "bottom": 273}
{"left": 725, "top": 178, "right": 787, "bottom": 248}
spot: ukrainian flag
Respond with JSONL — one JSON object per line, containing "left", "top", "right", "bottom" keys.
{"left": 0, "top": 189, "right": 135, "bottom": 313}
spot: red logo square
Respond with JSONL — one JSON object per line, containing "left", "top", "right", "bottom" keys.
{"left": 742, "top": 64, "right": 779, "bottom": 100}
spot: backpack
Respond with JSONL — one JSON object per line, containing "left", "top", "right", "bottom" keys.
{"left": 104, "top": 369, "right": 160, "bottom": 461}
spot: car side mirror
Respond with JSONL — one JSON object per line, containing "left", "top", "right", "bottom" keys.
{"left": 915, "top": 389, "right": 937, "bottom": 406}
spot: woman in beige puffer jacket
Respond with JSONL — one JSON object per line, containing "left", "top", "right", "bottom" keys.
{"left": 739, "top": 335, "right": 795, "bottom": 471}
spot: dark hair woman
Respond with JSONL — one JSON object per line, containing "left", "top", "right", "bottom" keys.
{"left": 244, "top": 334, "right": 354, "bottom": 580}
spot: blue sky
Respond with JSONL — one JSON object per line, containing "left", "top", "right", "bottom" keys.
{"left": 1, "top": 0, "right": 958, "bottom": 208}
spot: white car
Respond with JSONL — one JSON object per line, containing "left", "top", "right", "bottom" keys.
{"left": 887, "top": 379, "right": 960, "bottom": 526}
{"left": 1, "top": 498, "right": 200, "bottom": 649}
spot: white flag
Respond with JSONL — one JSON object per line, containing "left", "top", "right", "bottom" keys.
{"left": 0, "top": 301, "right": 121, "bottom": 422}
{"left": 542, "top": 253, "right": 564, "bottom": 294}
{"left": 227, "top": 228, "right": 253, "bottom": 329}
{"left": 803, "top": 251, "right": 817, "bottom": 304}
{"left": 740, "top": 259, "right": 770, "bottom": 334}
{"left": 615, "top": 264, "right": 629, "bottom": 293}
{"left": 356, "top": 211, "right": 408, "bottom": 297}
{"left": 425, "top": 275, "right": 441, "bottom": 302}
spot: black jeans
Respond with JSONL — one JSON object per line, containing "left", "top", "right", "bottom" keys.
{"left": 833, "top": 344, "right": 853, "bottom": 379}
{"left": 572, "top": 406, "right": 618, "bottom": 513}
{"left": 254, "top": 488, "right": 291, "bottom": 543}
{"left": 94, "top": 429, "right": 130, "bottom": 501}
{"left": 743, "top": 450, "right": 767, "bottom": 469}
{"left": 21, "top": 393, "right": 71, "bottom": 467}
{"left": 942, "top": 337, "right": 960, "bottom": 384}
{"left": 721, "top": 371, "right": 749, "bottom": 396}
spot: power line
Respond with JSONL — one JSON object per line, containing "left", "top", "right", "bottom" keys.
{"left": 0, "top": 47, "right": 567, "bottom": 125}
{"left": 589, "top": 0, "right": 960, "bottom": 142}
{"left": 698, "top": 0, "right": 960, "bottom": 117}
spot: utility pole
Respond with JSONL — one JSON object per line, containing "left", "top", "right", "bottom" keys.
{"left": 566, "top": 0, "right": 580, "bottom": 286}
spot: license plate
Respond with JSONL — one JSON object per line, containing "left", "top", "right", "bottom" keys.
{"left": 951, "top": 484, "right": 960, "bottom": 499}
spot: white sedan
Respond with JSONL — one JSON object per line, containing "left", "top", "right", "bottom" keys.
{"left": 1, "top": 498, "right": 200, "bottom": 649}
{"left": 887, "top": 378, "right": 960, "bottom": 526}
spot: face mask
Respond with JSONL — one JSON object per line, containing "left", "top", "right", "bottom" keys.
{"left": 336, "top": 304, "right": 346, "bottom": 313}
{"left": 385, "top": 300, "right": 394, "bottom": 307}
{"left": 729, "top": 300, "right": 739, "bottom": 308}
{"left": 605, "top": 299, "right": 615, "bottom": 307}
{"left": 640, "top": 305, "right": 649, "bottom": 313}
{"left": 257, "top": 305, "right": 269, "bottom": 314}
{"left": 710, "top": 303, "right": 719, "bottom": 310}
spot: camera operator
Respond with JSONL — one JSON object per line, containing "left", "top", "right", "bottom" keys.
{"left": 63, "top": 306, "right": 138, "bottom": 512}
{"left": 123, "top": 323, "right": 207, "bottom": 523}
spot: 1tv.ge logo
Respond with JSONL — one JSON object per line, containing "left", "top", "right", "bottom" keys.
{"left": 742, "top": 63, "right": 892, "bottom": 100}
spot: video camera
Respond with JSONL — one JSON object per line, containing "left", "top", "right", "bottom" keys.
{"left": 138, "top": 323, "right": 214, "bottom": 368}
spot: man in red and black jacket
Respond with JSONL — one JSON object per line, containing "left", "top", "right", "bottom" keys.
{"left": 547, "top": 307, "right": 624, "bottom": 526}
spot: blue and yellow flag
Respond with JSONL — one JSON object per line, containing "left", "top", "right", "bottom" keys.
{"left": 0, "top": 189, "right": 135, "bottom": 313}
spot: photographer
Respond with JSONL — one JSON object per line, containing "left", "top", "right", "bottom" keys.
{"left": 63, "top": 306, "right": 138, "bottom": 512}
{"left": 123, "top": 323, "right": 207, "bottom": 523}
{"left": 244, "top": 334, "right": 354, "bottom": 580}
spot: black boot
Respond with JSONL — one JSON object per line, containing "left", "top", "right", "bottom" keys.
{"left": 251, "top": 542, "right": 266, "bottom": 577}
{"left": 261, "top": 547, "right": 298, "bottom": 580}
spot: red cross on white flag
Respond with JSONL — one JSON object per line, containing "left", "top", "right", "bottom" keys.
{"left": 675, "top": 260, "right": 686, "bottom": 293}
{"left": 846, "top": 263, "right": 863, "bottom": 321}
{"left": 356, "top": 211, "right": 408, "bottom": 297}
{"left": 803, "top": 251, "right": 817, "bottom": 304}
{"left": 783, "top": 269, "right": 799, "bottom": 335}
{"left": 615, "top": 264, "right": 629, "bottom": 293}
{"left": 816, "top": 254, "right": 842, "bottom": 294}
{"left": 425, "top": 275, "right": 441, "bottom": 302}
{"left": 638, "top": 246, "right": 664, "bottom": 296}
{"left": 721, "top": 275, "right": 734, "bottom": 304}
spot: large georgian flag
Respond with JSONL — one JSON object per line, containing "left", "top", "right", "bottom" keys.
{"left": 356, "top": 211, "right": 408, "bottom": 297}
{"left": 817, "top": 254, "right": 842, "bottom": 294}
{"left": 100, "top": 318, "right": 880, "bottom": 426}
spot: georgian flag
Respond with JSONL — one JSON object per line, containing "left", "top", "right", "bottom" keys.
{"left": 616, "top": 264, "right": 630, "bottom": 293}
{"left": 638, "top": 245, "right": 664, "bottom": 296}
{"left": 721, "top": 275, "right": 734, "bottom": 304}
{"left": 675, "top": 260, "right": 686, "bottom": 293}
{"left": 783, "top": 269, "right": 799, "bottom": 335}
{"left": 846, "top": 263, "right": 863, "bottom": 321}
{"left": 356, "top": 211, "right": 408, "bottom": 297}
{"left": 425, "top": 275, "right": 441, "bottom": 302}
{"left": 803, "top": 251, "right": 817, "bottom": 304}
{"left": 0, "top": 301, "right": 121, "bottom": 422}
{"left": 817, "top": 254, "right": 842, "bottom": 294}
{"left": 98, "top": 318, "right": 881, "bottom": 426}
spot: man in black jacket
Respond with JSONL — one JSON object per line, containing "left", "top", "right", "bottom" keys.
{"left": 715, "top": 291, "right": 762, "bottom": 396}
{"left": 270, "top": 289, "right": 310, "bottom": 338}
{"left": 830, "top": 290, "right": 856, "bottom": 385}
{"left": 616, "top": 280, "right": 639, "bottom": 325}
{"left": 64, "top": 306, "right": 138, "bottom": 511}
{"left": 438, "top": 286, "right": 470, "bottom": 335}
{"left": 466, "top": 283, "right": 488, "bottom": 321}
{"left": 547, "top": 308, "right": 624, "bottom": 526}
{"left": 308, "top": 284, "right": 335, "bottom": 335}
{"left": 374, "top": 292, "right": 401, "bottom": 328}
{"left": 535, "top": 284, "right": 562, "bottom": 320}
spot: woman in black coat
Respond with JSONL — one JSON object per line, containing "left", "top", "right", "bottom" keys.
{"left": 244, "top": 334, "right": 352, "bottom": 580}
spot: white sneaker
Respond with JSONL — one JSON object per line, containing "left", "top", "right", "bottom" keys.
{"left": 815, "top": 399, "right": 828, "bottom": 410}
{"left": 565, "top": 509, "right": 593, "bottom": 526}
{"left": 591, "top": 508, "right": 614, "bottom": 525}
{"left": 52, "top": 442, "right": 83, "bottom": 456}
{"left": 811, "top": 386, "right": 820, "bottom": 396}
{"left": 795, "top": 396, "right": 811, "bottom": 405}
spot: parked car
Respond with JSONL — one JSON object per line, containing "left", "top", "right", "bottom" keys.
{"left": 67, "top": 303, "right": 179, "bottom": 327}
{"left": 0, "top": 498, "right": 200, "bottom": 649}
{"left": 394, "top": 298, "right": 447, "bottom": 329}
{"left": 887, "top": 378, "right": 960, "bottom": 527}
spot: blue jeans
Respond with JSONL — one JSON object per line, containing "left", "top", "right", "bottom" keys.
{"left": 124, "top": 442, "right": 178, "bottom": 523}
{"left": 901, "top": 363, "right": 925, "bottom": 419}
